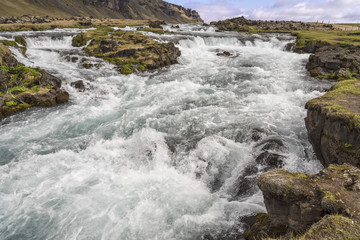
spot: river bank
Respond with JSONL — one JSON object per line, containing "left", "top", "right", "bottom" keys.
{"left": 210, "top": 17, "right": 360, "bottom": 239}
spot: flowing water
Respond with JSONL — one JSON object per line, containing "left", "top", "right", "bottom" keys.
{"left": 0, "top": 25, "right": 332, "bottom": 239}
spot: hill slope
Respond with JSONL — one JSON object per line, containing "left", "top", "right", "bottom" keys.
{"left": 0, "top": 0, "right": 203, "bottom": 23}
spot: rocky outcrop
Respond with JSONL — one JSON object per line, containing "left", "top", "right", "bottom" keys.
{"left": 305, "top": 80, "right": 360, "bottom": 167}
{"left": 0, "top": 0, "right": 202, "bottom": 24}
{"left": 211, "top": 16, "right": 334, "bottom": 32}
{"left": 305, "top": 45, "right": 360, "bottom": 80}
{"left": 73, "top": 27, "right": 181, "bottom": 74}
{"left": 0, "top": 43, "right": 69, "bottom": 121}
{"left": 245, "top": 164, "right": 360, "bottom": 239}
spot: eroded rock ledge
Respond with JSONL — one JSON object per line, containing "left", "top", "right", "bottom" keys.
{"left": 305, "top": 80, "right": 360, "bottom": 167}
{"left": 245, "top": 164, "right": 360, "bottom": 239}
{"left": 0, "top": 43, "right": 69, "bottom": 121}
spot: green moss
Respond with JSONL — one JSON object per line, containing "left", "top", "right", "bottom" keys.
{"left": 5, "top": 101, "right": 17, "bottom": 107}
{"left": 294, "top": 30, "right": 360, "bottom": 48}
{"left": 10, "top": 86, "right": 29, "bottom": 94}
{"left": 32, "top": 86, "right": 40, "bottom": 93}
{"left": 45, "top": 85, "right": 53, "bottom": 89}
{"left": 14, "top": 36, "right": 27, "bottom": 46}
{"left": 120, "top": 65, "right": 133, "bottom": 75}
{"left": 138, "top": 28, "right": 170, "bottom": 34}
{"left": 137, "top": 64, "right": 146, "bottom": 72}
{"left": 0, "top": 40, "right": 17, "bottom": 47}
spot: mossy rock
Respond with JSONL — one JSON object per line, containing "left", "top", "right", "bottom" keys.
{"left": 72, "top": 27, "right": 181, "bottom": 75}
{"left": 295, "top": 215, "right": 360, "bottom": 240}
{"left": 244, "top": 213, "right": 288, "bottom": 240}
{"left": 14, "top": 36, "right": 27, "bottom": 46}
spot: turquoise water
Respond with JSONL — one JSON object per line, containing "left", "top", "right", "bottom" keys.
{"left": 0, "top": 25, "right": 329, "bottom": 239}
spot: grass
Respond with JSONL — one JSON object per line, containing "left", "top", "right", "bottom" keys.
{"left": 138, "top": 28, "right": 170, "bottom": 35}
{"left": 294, "top": 30, "right": 360, "bottom": 48}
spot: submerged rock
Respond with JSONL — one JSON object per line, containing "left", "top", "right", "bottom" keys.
{"left": 71, "top": 80, "right": 85, "bottom": 91}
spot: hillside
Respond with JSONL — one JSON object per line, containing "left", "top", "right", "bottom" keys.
{"left": 0, "top": 0, "right": 203, "bottom": 23}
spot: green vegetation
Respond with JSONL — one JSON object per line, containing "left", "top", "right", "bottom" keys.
{"left": 294, "top": 30, "right": 360, "bottom": 48}
{"left": 72, "top": 27, "right": 114, "bottom": 47}
{"left": 293, "top": 215, "right": 360, "bottom": 240}
{"left": 120, "top": 65, "right": 133, "bottom": 75}
{"left": 138, "top": 28, "right": 170, "bottom": 35}
{"left": 14, "top": 36, "right": 26, "bottom": 46}
{"left": 5, "top": 101, "right": 17, "bottom": 107}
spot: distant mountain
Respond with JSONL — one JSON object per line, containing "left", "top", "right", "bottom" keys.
{"left": 0, "top": 0, "right": 203, "bottom": 23}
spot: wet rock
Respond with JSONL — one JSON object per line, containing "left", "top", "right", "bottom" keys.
{"left": 255, "top": 151, "right": 284, "bottom": 168}
{"left": 257, "top": 164, "right": 360, "bottom": 235}
{"left": 39, "top": 72, "right": 62, "bottom": 90}
{"left": 71, "top": 80, "right": 85, "bottom": 91}
{"left": 250, "top": 128, "right": 267, "bottom": 142}
{"left": 257, "top": 137, "right": 284, "bottom": 152}
{"left": 56, "top": 92, "right": 69, "bottom": 104}
{"left": 229, "top": 165, "right": 259, "bottom": 199}
{"left": 30, "top": 91, "right": 57, "bottom": 106}
{"left": 216, "top": 51, "right": 231, "bottom": 57}
{"left": 65, "top": 56, "right": 79, "bottom": 62}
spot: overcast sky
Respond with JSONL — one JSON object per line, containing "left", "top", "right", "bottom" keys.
{"left": 166, "top": 0, "right": 360, "bottom": 23}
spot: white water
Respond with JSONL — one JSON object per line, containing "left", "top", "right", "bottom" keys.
{"left": 0, "top": 26, "right": 331, "bottom": 239}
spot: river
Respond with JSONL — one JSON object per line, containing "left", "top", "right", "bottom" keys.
{"left": 0, "top": 25, "right": 331, "bottom": 239}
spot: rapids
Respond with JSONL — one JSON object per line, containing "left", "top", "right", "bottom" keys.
{"left": 0, "top": 25, "right": 332, "bottom": 239}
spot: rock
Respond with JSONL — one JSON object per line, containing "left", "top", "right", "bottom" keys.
{"left": 300, "top": 215, "right": 360, "bottom": 240}
{"left": 39, "top": 72, "right": 62, "bottom": 90}
{"left": 257, "top": 164, "right": 360, "bottom": 236}
{"left": 255, "top": 151, "right": 284, "bottom": 168}
{"left": 149, "top": 20, "right": 165, "bottom": 29}
{"left": 216, "top": 51, "right": 231, "bottom": 57}
{"left": 0, "top": 70, "right": 10, "bottom": 92}
{"left": 243, "top": 213, "right": 288, "bottom": 239}
{"left": 305, "top": 80, "right": 360, "bottom": 167}
{"left": 0, "top": 97, "right": 4, "bottom": 107}
{"left": 99, "top": 39, "right": 118, "bottom": 53}
{"left": 30, "top": 91, "right": 57, "bottom": 107}
{"left": 71, "top": 80, "right": 85, "bottom": 91}
{"left": 56, "top": 91, "right": 69, "bottom": 104}
{"left": 306, "top": 45, "right": 360, "bottom": 79}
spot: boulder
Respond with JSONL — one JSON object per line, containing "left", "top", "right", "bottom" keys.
{"left": 71, "top": 80, "right": 85, "bottom": 91}
{"left": 257, "top": 164, "right": 360, "bottom": 234}
{"left": 56, "top": 91, "right": 69, "bottom": 104}
{"left": 99, "top": 39, "right": 118, "bottom": 53}
{"left": 39, "top": 72, "right": 62, "bottom": 90}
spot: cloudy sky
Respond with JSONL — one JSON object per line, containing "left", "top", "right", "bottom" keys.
{"left": 166, "top": 0, "right": 360, "bottom": 23}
